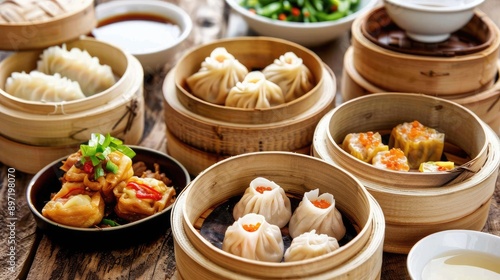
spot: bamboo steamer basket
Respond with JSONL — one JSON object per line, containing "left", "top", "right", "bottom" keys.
{"left": 171, "top": 152, "right": 385, "bottom": 279}
{"left": 165, "top": 128, "right": 311, "bottom": 176}
{"left": 0, "top": 0, "right": 96, "bottom": 50}
{"left": 351, "top": 7, "right": 500, "bottom": 96}
{"left": 163, "top": 61, "right": 336, "bottom": 156}
{"left": 312, "top": 95, "right": 500, "bottom": 253}
{"left": 173, "top": 36, "right": 324, "bottom": 125}
{"left": 325, "top": 93, "right": 488, "bottom": 188}
{"left": 0, "top": 40, "right": 144, "bottom": 174}
{"left": 342, "top": 46, "right": 500, "bottom": 135}
{"left": 0, "top": 37, "right": 144, "bottom": 147}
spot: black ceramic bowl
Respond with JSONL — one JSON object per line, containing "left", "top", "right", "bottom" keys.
{"left": 26, "top": 146, "right": 190, "bottom": 248}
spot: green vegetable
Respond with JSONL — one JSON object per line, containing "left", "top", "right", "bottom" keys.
{"left": 239, "top": 0, "right": 359, "bottom": 23}
{"left": 79, "top": 133, "right": 136, "bottom": 180}
{"left": 101, "top": 219, "right": 120, "bottom": 227}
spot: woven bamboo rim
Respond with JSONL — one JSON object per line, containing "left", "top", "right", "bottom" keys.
{"left": 351, "top": 7, "right": 500, "bottom": 96}
{"left": 0, "top": 0, "right": 95, "bottom": 50}
{"left": 174, "top": 36, "right": 324, "bottom": 124}
{"left": 0, "top": 54, "right": 144, "bottom": 148}
{"left": 313, "top": 108, "right": 499, "bottom": 223}
{"left": 0, "top": 37, "right": 130, "bottom": 115}
{"left": 171, "top": 152, "right": 385, "bottom": 279}
{"left": 326, "top": 93, "right": 488, "bottom": 188}
{"left": 163, "top": 65, "right": 336, "bottom": 155}
{"left": 342, "top": 46, "right": 500, "bottom": 135}
{"left": 166, "top": 128, "right": 311, "bottom": 176}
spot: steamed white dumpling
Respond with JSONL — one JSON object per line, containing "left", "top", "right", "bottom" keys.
{"left": 37, "top": 44, "right": 116, "bottom": 96}
{"left": 186, "top": 47, "right": 248, "bottom": 105}
{"left": 284, "top": 230, "right": 340, "bottom": 262}
{"left": 225, "top": 71, "right": 285, "bottom": 109}
{"left": 5, "top": 71, "right": 85, "bottom": 102}
{"left": 222, "top": 213, "right": 284, "bottom": 262}
{"left": 262, "top": 52, "right": 314, "bottom": 102}
{"left": 233, "top": 177, "right": 291, "bottom": 228}
{"left": 288, "top": 189, "right": 346, "bottom": 240}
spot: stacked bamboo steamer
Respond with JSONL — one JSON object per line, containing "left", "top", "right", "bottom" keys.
{"left": 343, "top": 6, "right": 500, "bottom": 135}
{"left": 312, "top": 93, "right": 500, "bottom": 254}
{"left": 163, "top": 37, "right": 337, "bottom": 176}
{"left": 0, "top": 1, "right": 145, "bottom": 174}
{"left": 171, "top": 152, "right": 385, "bottom": 279}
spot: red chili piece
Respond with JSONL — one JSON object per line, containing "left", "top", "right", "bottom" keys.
{"left": 127, "top": 181, "right": 163, "bottom": 200}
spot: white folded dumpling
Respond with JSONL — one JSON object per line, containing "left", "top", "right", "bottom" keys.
{"left": 233, "top": 177, "right": 292, "bottom": 228}
{"left": 225, "top": 71, "right": 285, "bottom": 109}
{"left": 37, "top": 44, "right": 116, "bottom": 96}
{"left": 222, "top": 213, "right": 284, "bottom": 262}
{"left": 284, "top": 230, "right": 340, "bottom": 262}
{"left": 186, "top": 47, "right": 248, "bottom": 105}
{"left": 5, "top": 71, "right": 85, "bottom": 102}
{"left": 288, "top": 189, "right": 346, "bottom": 240}
{"left": 262, "top": 52, "right": 314, "bottom": 102}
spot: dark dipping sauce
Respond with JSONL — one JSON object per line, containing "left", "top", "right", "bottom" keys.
{"left": 92, "top": 13, "right": 181, "bottom": 54}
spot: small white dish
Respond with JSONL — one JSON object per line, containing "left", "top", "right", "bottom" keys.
{"left": 383, "top": 0, "right": 484, "bottom": 43}
{"left": 407, "top": 230, "right": 500, "bottom": 280}
{"left": 93, "top": 0, "right": 192, "bottom": 73}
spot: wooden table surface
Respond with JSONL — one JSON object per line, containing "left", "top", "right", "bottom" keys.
{"left": 1, "top": 0, "right": 499, "bottom": 279}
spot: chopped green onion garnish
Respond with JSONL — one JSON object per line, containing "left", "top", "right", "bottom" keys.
{"left": 79, "top": 133, "right": 135, "bottom": 180}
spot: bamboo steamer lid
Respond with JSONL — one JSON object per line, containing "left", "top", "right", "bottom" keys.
{"left": 171, "top": 152, "right": 385, "bottom": 279}
{"left": 351, "top": 7, "right": 500, "bottom": 96}
{"left": 173, "top": 36, "right": 324, "bottom": 125}
{"left": 0, "top": 37, "right": 144, "bottom": 147}
{"left": 0, "top": 0, "right": 96, "bottom": 50}
{"left": 312, "top": 105, "right": 500, "bottom": 253}
{"left": 341, "top": 46, "right": 500, "bottom": 135}
{"left": 163, "top": 65, "right": 336, "bottom": 155}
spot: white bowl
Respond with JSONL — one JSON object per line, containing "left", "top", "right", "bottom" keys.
{"left": 407, "top": 230, "right": 500, "bottom": 280}
{"left": 383, "top": 0, "right": 485, "bottom": 43}
{"left": 225, "top": 0, "right": 378, "bottom": 47}
{"left": 93, "top": 0, "right": 192, "bottom": 73}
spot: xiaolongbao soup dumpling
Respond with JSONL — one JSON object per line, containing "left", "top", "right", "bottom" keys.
{"left": 262, "top": 52, "right": 314, "bottom": 102}
{"left": 284, "top": 230, "right": 340, "bottom": 262}
{"left": 37, "top": 44, "right": 116, "bottom": 96}
{"left": 186, "top": 47, "right": 248, "bottom": 105}
{"left": 222, "top": 213, "right": 284, "bottom": 262}
{"left": 233, "top": 177, "right": 292, "bottom": 228}
{"left": 5, "top": 71, "right": 85, "bottom": 102}
{"left": 225, "top": 71, "right": 285, "bottom": 109}
{"left": 288, "top": 189, "right": 346, "bottom": 240}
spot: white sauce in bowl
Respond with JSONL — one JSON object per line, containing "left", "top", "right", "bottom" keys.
{"left": 422, "top": 250, "right": 500, "bottom": 280}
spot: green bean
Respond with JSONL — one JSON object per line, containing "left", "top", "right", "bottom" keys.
{"left": 257, "top": 2, "right": 283, "bottom": 17}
